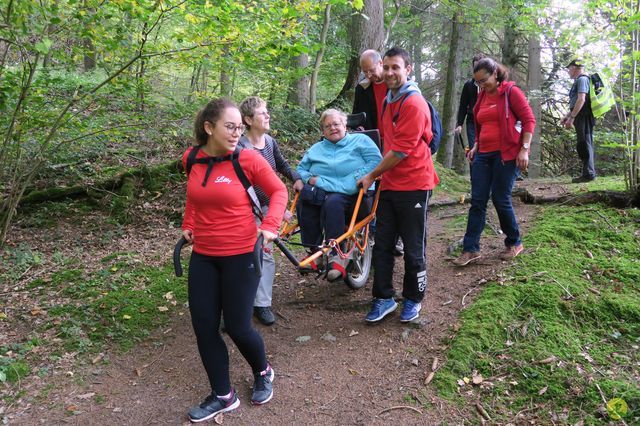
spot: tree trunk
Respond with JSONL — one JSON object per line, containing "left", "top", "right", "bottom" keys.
{"left": 335, "top": 0, "right": 384, "bottom": 101}
{"left": 83, "top": 37, "right": 96, "bottom": 72}
{"left": 526, "top": 35, "right": 542, "bottom": 177}
{"left": 82, "top": 2, "right": 96, "bottom": 72}
{"left": 287, "top": 54, "right": 310, "bottom": 107}
{"left": 501, "top": 8, "right": 524, "bottom": 85}
{"left": 220, "top": 47, "right": 232, "bottom": 97}
{"left": 308, "top": 5, "right": 331, "bottom": 113}
{"left": 411, "top": 11, "right": 423, "bottom": 86}
{"left": 632, "top": 16, "right": 639, "bottom": 196}
{"left": 438, "top": 12, "right": 464, "bottom": 170}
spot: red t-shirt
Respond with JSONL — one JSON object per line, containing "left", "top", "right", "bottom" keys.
{"left": 181, "top": 147, "right": 287, "bottom": 256}
{"left": 373, "top": 81, "right": 388, "bottom": 129}
{"left": 476, "top": 93, "right": 501, "bottom": 153}
{"left": 379, "top": 93, "right": 439, "bottom": 191}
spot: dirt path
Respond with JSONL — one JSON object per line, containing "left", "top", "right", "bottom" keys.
{"left": 5, "top": 188, "right": 541, "bottom": 425}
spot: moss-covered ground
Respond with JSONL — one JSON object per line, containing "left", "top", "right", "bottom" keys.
{"left": 435, "top": 205, "right": 640, "bottom": 423}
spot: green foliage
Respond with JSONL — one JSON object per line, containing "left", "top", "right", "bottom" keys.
{"left": 436, "top": 206, "right": 640, "bottom": 422}
{"left": 0, "top": 341, "right": 38, "bottom": 384}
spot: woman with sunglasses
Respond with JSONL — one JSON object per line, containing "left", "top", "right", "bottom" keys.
{"left": 181, "top": 98, "right": 287, "bottom": 422}
{"left": 453, "top": 58, "right": 535, "bottom": 266}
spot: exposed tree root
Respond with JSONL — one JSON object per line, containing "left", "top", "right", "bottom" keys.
{"left": 512, "top": 188, "right": 638, "bottom": 208}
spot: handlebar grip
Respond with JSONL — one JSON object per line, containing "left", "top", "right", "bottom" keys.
{"left": 253, "top": 234, "right": 264, "bottom": 277}
{"left": 173, "top": 237, "right": 188, "bottom": 277}
{"left": 273, "top": 238, "right": 299, "bottom": 267}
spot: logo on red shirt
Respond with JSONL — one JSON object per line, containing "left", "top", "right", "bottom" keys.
{"left": 214, "top": 175, "right": 233, "bottom": 184}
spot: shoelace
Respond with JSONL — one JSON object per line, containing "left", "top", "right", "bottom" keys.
{"left": 254, "top": 368, "right": 272, "bottom": 391}
{"left": 373, "top": 299, "right": 386, "bottom": 310}
{"left": 200, "top": 394, "right": 217, "bottom": 408}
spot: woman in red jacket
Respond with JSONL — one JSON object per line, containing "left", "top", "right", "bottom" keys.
{"left": 181, "top": 98, "right": 287, "bottom": 421}
{"left": 453, "top": 58, "right": 535, "bottom": 266}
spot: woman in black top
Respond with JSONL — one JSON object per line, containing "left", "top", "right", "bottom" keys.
{"left": 454, "top": 54, "right": 486, "bottom": 150}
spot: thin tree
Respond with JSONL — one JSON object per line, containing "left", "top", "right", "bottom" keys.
{"left": 308, "top": 4, "right": 331, "bottom": 113}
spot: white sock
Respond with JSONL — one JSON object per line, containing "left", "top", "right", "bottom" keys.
{"left": 218, "top": 390, "right": 232, "bottom": 400}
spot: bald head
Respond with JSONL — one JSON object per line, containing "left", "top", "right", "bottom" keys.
{"left": 359, "top": 49, "right": 383, "bottom": 82}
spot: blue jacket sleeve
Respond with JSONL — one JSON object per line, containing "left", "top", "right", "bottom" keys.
{"left": 297, "top": 151, "right": 313, "bottom": 184}
{"left": 347, "top": 135, "right": 382, "bottom": 191}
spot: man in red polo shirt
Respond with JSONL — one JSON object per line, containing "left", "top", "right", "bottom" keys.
{"left": 357, "top": 47, "right": 439, "bottom": 324}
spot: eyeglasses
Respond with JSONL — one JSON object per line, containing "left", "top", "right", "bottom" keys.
{"left": 362, "top": 68, "right": 377, "bottom": 77}
{"left": 323, "top": 122, "right": 344, "bottom": 131}
{"left": 223, "top": 123, "right": 246, "bottom": 134}
{"left": 475, "top": 73, "right": 493, "bottom": 85}
{"left": 254, "top": 110, "right": 270, "bottom": 117}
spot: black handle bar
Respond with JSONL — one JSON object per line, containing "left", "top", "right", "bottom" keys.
{"left": 253, "top": 234, "right": 264, "bottom": 277}
{"left": 173, "top": 234, "right": 271, "bottom": 278}
{"left": 273, "top": 238, "right": 299, "bottom": 267}
{"left": 173, "top": 237, "right": 188, "bottom": 277}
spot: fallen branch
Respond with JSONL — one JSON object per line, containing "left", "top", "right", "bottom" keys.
{"left": 548, "top": 277, "right": 574, "bottom": 299}
{"left": 424, "top": 371, "right": 435, "bottom": 384}
{"left": 461, "top": 288, "right": 475, "bottom": 306}
{"left": 377, "top": 405, "right": 423, "bottom": 416}
{"left": 576, "top": 208, "right": 618, "bottom": 231}
{"left": 475, "top": 402, "right": 491, "bottom": 421}
{"left": 19, "top": 160, "right": 181, "bottom": 206}
{"left": 512, "top": 188, "right": 637, "bottom": 208}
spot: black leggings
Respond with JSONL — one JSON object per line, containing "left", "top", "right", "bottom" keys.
{"left": 188, "top": 251, "right": 267, "bottom": 395}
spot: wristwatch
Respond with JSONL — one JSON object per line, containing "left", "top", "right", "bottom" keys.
{"left": 522, "top": 142, "right": 530, "bottom": 150}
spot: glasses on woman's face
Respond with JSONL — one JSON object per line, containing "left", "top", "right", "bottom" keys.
{"left": 254, "top": 110, "right": 270, "bottom": 118}
{"left": 223, "top": 123, "right": 246, "bottom": 134}
{"left": 323, "top": 121, "right": 344, "bottom": 131}
{"left": 475, "top": 73, "right": 493, "bottom": 85}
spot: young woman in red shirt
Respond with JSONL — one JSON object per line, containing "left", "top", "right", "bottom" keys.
{"left": 181, "top": 98, "right": 287, "bottom": 422}
{"left": 453, "top": 58, "right": 536, "bottom": 266}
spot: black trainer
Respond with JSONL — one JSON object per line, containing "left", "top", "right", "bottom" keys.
{"left": 251, "top": 365, "right": 274, "bottom": 405}
{"left": 254, "top": 306, "right": 275, "bottom": 326}
{"left": 571, "top": 175, "right": 595, "bottom": 183}
{"left": 188, "top": 390, "right": 240, "bottom": 423}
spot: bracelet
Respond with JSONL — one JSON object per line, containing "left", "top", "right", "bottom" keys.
{"left": 570, "top": 114, "right": 577, "bottom": 119}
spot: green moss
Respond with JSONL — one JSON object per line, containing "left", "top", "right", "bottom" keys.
{"left": 46, "top": 263, "right": 187, "bottom": 353}
{"left": 435, "top": 206, "right": 640, "bottom": 422}
{"left": 433, "top": 164, "right": 470, "bottom": 198}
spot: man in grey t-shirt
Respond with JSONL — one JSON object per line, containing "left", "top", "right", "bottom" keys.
{"left": 561, "top": 59, "right": 596, "bottom": 183}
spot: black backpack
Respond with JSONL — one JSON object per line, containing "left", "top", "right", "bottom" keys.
{"left": 185, "top": 145, "right": 263, "bottom": 220}
{"left": 381, "top": 91, "right": 442, "bottom": 155}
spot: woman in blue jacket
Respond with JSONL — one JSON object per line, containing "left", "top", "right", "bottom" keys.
{"left": 297, "top": 109, "right": 381, "bottom": 281}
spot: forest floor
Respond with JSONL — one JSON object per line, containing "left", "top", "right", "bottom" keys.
{"left": 0, "top": 179, "right": 602, "bottom": 425}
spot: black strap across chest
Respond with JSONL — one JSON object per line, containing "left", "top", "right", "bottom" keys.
{"left": 186, "top": 145, "right": 263, "bottom": 220}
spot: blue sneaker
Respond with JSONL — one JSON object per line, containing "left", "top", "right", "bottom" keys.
{"left": 365, "top": 298, "right": 398, "bottom": 323}
{"left": 400, "top": 299, "right": 421, "bottom": 323}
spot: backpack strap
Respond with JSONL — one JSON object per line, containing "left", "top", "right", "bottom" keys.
{"left": 380, "top": 91, "right": 418, "bottom": 125}
{"left": 185, "top": 146, "right": 263, "bottom": 219}
{"left": 186, "top": 145, "right": 201, "bottom": 176}
{"left": 230, "top": 148, "right": 264, "bottom": 220}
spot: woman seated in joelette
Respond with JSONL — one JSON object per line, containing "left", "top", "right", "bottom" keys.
{"left": 296, "top": 108, "right": 382, "bottom": 282}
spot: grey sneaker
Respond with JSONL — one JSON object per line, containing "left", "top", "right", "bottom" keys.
{"left": 188, "top": 390, "right": 239, "bottom": 423}
{"left": 254, "top": 306, "right": 275, "bottom": 326}
{"left": 251, "top": 365, "right": 274, "bottom": 405}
